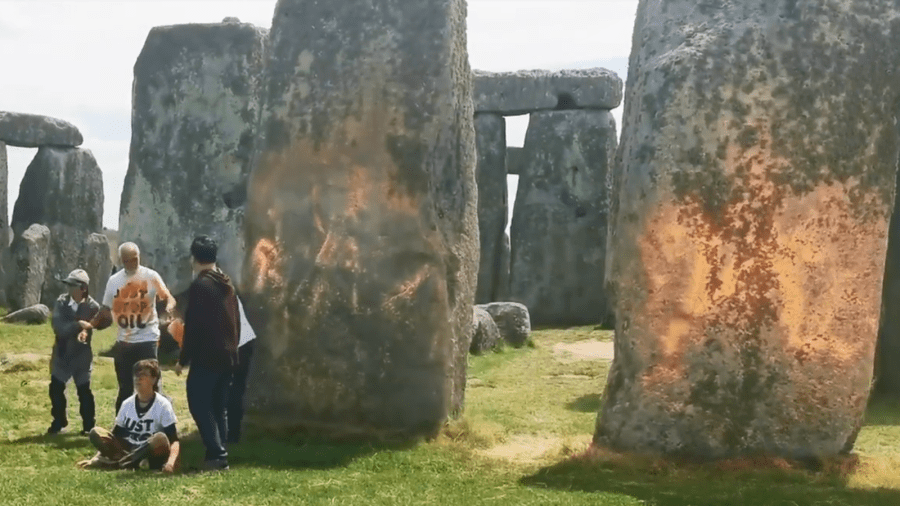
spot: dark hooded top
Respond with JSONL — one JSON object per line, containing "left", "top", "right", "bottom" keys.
{"left": 178, "top": 267, "right": 240, "bottom": 372}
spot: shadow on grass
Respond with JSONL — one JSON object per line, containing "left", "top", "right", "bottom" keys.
{"left": 7, "top": 432, "right": 93, "bottom": 450}
{"left": 521, "top": 450, "right": 900, "bottom": 506}
{"left": 864, "top": 394, "right": 900, "bottom": 426}
{"left": 566, "top": 394, "right": 601, "bottom": 413}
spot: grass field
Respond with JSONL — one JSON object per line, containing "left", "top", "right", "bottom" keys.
{"left": 2, "top": 322, "right": 900, "bottom": 505}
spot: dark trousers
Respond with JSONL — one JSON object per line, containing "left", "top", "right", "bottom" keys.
{"left": 227, "top": 339, "right": 255, "bottom": 443}
{"left": 114, "top": 341, "right": 158, "bottom": 414}
{"left": 49, "top": 377, "right": 95, "bottom": 431}
{"left": 187, "top": 365, "right": 230, "bottom": 462}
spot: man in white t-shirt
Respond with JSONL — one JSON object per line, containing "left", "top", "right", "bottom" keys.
{"left": 88, "top": 242, "right": 176, "bottom": 413}
{"left": 78, "top": 359, "right": 180, "bottom": 472}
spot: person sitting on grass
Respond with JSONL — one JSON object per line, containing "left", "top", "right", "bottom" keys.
{"left": 77, "top": 359, "right": 180, "bottom": 473}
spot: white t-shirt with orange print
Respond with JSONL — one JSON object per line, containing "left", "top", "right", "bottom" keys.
{"left": 103, "top": 266, "right": 169, "bottom": 343}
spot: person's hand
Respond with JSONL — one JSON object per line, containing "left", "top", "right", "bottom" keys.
{"left": 78, "top": 320, "right": 92, "bottom": 330}
{"left": 77, "top": 330, "right": 89, "bottom": 343}
{"left": 165, "top": 298, "right": 176, "bottom": 315}
{"left": 161, "top": 462, "right": 175, "bottom": 474}
{"left": 76, "top": 456, "right": 98, "bottom": 469}
{"left": 174, "top": 363, "right": 183, "bottom": 376}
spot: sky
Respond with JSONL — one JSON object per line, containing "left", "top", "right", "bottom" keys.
{"left": 0, "top": 0, "right": 639, "bottom": 230}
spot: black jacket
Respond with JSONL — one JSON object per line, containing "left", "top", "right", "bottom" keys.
{"left": 179, "top": 268, "right": 240, "bottom": 372}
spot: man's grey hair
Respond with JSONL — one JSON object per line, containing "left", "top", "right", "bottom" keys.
{"left": 118, "top": 242, "right": 140, "bottom": 258}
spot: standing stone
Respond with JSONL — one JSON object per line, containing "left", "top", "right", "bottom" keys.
{"left": 877, "top": 170, "right": 900, "bottom": 394}
{"left": 506, "top": 146, "right": 525, "bottom": 176}
{"left": 244, "top": 0, "right": 477, "bottom": 440}
{"left": 0, "top": 111, "right": 83, "bottom": 148}
{"left": 509, "top": 110, "right": 615, "bottom": 325}
{"left": 0, "top": 141, "right": 7, "bottom": 306}
{"left": 597, "top": 0, "right": 900, "bottom": 459}
{"left": 82, "top": 233, "right": 111, "bottom": 302}
{"left": 119, "top": 21, "right": 267, "bottom": 295}
{"left": 11, "top": 147, "right": 103, "bottom": 307}
{"left": 7, "top": 224, "right": 50, "bottom": 310}
{"left": 474, "top": 113, "right": 508, "bottom": 304}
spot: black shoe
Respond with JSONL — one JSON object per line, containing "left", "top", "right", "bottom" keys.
{"left": 201, "top": 459, "right": 229, "bottom": 471}
{"left": 46, "top": 422, "right": 67, "bottom": 435}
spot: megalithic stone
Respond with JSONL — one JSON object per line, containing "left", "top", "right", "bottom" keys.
{"left": 0, "top": 141, "right": 7, "bottom": 306}
{"left": 243, "top": 0, "right": 477, "bottom": 440}
{"left": 877, "top": 173, "right": 900, "bottom": 394}
{"left": 474, "top": 113, "right": 508, "bottom": 304}
{"left": 11, "top": 147, "right": 103, "bottom": 307}
{"left": 7, "top": 224, "right": 50, "bottom": 310}
{"left": 597, "top": 0, "right": 900, "bottom": 459}
{"left": 509, "top": 110, "right": 615, "bottom": 325}
{"left": 120, "top": 21, "right": 267, "bottom": 295}
{"left": 82, "top": 233, "right": 111, "bottom": 302}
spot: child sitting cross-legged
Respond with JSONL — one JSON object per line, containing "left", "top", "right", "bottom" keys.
{"left": 77, "top": 359, "right": 180, "bottom": 472}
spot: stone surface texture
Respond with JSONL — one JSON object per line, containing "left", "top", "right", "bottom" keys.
{"left": 11, "top": 147, "right": 103, "bottom": 307}
{"left": 0, "top": 111, "right": 83, "bottom": 148}
{"left": 82, "top": 233, "right": 111, "bottom": 301}
{"left": 474, "top": 113, "right": 508, "bottom": 304}
{"left": 472, "top": 68, "right": 623, "bottom": 115}
{"left": 0, "top": 141, "right": 7, "bottom": 305}
{"left": 471, "top": 306, "right": 501, "bottom": 354}
{"left": 597, "top": 0, "right": 900, "bottom": 459}
{"left": 509, "top": 110, "right": 615, "bottom": 325}
{"left": 119, "top": 22, "right": 267, "bottom": 295}
{"left": 7, "top": 224, "right": 51, "bottom": 310}
{"left": 243, "top": 0, "right": 478, "bottom": 440}
{"left": 506, "top": 146, "right": 525, "bottom": 176}
{"left": 476, "top": 302, "right": 531, "bottom": 347}
{"left": 2, "top": 304, "right": 51, "bottom": 324}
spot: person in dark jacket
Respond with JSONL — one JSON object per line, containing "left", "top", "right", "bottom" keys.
{"left": 48, "top": 269, "right": 107, "bottom": 434}
{"left": 174, "top": 235, "right": 239, "bottom": 471}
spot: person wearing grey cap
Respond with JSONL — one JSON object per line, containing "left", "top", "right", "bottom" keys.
{"left": 48, "top": 269, "right": 108, "bottom": 435}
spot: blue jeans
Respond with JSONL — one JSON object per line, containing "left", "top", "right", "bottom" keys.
{"left": 186, "top": 365, "right": 231, "bottom": 461}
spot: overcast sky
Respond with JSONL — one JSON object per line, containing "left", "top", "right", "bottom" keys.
{"left": 0, "top": 0, "right": 638, "bottom": 229}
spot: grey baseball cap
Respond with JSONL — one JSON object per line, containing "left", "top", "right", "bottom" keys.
{"left": 60, "top": 269, "right": 90, "bottom": 286}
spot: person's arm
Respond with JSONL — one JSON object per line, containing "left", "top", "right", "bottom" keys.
{"left": 88, "top": 306, "right": 112, "bottom": 330}
{"left": 154, "top": 273, "right": 176, "bottom": 314}
{"left": 178, "top": 279, "right": 209, "bottom": 368}
{"left": 161, "top": 424, "right": 180, "bottom": 473}
{"left": 51, "top": 299, "right": 81, "bottom": 338}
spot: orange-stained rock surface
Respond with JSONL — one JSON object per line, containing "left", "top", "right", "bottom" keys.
{"left": 598, "top": 0, "right": 900, "bottom": 459}
{"left": 241, "top": 0, "right": 477, "bottom": 441}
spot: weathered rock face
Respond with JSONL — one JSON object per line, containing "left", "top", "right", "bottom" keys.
{"left": 11, "top": 147, "right": 103, "bottom": 307}
{"left": 476, "top": 302, "right": 531, "bottom": 347}
{"left": 2, "top": 304, "right": 50, "bottom": 324}
{"left": 82, "top": 233, "right": 111, "bottom": 301}
{"left": 473, "top": 69, "right": 623, "bottom": 115}
{"left": 509, "top": 110, "right": 615, "bottom": 325}
{"left": 597, "top": 0, "right": 900, "bottom": 459}
{"left": 120, "top": 22, "right": 267, "bottom": 295}
{"left": 0, "top": 111, "right": 83, "bottom": 148}
{"left": 506, "top": 146, "right": 525, "bottom": 176}
{"left": 243, "top": 0, "right": 477, "bottom": 440}
{"left": 877, "top": 170, "right": 900, "bottom": 394}
{"left": 0, "top": 141, "right": 7, "bottom": 305}
{"left": 7, "top": 224, "right": 50, "bottom": 310}
{"left": 474, "top": 113, "right": 508, "bottom": 304}
{"left": 471, "top": 306, "right": 501, "bottom": 354}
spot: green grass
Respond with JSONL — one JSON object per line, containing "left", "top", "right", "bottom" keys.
{"left": 1, "top": 323, "right": 900, "bottom": 505}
